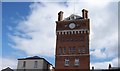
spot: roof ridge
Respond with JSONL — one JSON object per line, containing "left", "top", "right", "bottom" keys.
{"left": 64, "top": 14, "right": 83, "bottom": 20}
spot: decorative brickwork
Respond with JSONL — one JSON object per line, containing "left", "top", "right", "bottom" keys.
{"left": 55, "top": 9, "right": 90, "bottom": 71}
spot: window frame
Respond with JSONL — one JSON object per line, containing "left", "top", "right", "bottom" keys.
{"left": 34, "top": 61, "right": 38, "bottom": 68}
{"left": 74, "top": 58, "right": 79, "bottom": 66}
{"left": 78, "top": 48, "right": 81, "bottom": 53}
{"left": 64, "top": 58, "right": 69, "bottom": 66}
{"left": 23, "top": 61, "right": 26, "bottom": 68}
{"left": 59, "top": 47, "right": 62, "bottom": 55}
{"left": 63, "top": 47, "right": 66, "bottom": 54}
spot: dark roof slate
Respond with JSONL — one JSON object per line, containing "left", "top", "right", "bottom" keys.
{"left": 18, "top": 56, "right": 52, "bottom": 65}
{"left": 2, "top": 67, "right": 13, "bottom": 71}
{"left": 18, "top": 56, "right": 43, "bottom": 60}
{"left": 64, "top": 14, "right": 83, "bottom": 20}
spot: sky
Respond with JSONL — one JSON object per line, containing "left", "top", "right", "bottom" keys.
{"left": 1, "top": 0, "right": 119, "bottom": 70}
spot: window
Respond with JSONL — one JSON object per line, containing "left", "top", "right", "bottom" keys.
{"left": 78, "top": 48, "right": 81, "bottom": 53}
{"left": 74, "top": 59, "right": 79, "bottom": 66}
{"left": 64, "top": 59, "right": 69, "bottom": 66}
{"left": 63, "top": 47, "right": 66, "bottom": 54}
{"left": 69, "top": 47, "right": 72, "bottom": 54}
{"left": 34, "top": 61, "right": 38, "bottom": 68}
{"left": 78, "top": 48, "right": 86, "bottom": 54}
{"left": 82, "top": 48, "right": 86, "bottom": 53}
{"left": 73, "top": 47, "right": 76, "bottom": 53}
{"left": 23, "top": 61, "right": 26, "bottom": 68}
{"left": 59, "top": 48, "right": 62, "bottom": 55}
{"left": 69, "top": 47, "right": 75, "bottom": 54}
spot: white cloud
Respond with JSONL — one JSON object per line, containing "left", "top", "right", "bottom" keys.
{"left": 90, "top": 62, "right": 111, "bottom": 69}
{"left": 9, "top": 2, "right": 63, "bottom": 57}
{"left": 89, "top": 2, "right": 118, "bottom": 59}
{"left": 90, "top": 31, "right": 118, "bottom": 58}
{"left": 8, "top": 1, "right": 118, "bottom": 69}
{"left": 90, "top": 57, "right": 118, "bottom": 69}
{"left": 1, "top": 57, "right": 17, "bottom": 70}
{"left": 2, "top": 0, "right": 120, "bottom": 2}
{"left": 90, "top": 49, "right": 107, "bottom": 58}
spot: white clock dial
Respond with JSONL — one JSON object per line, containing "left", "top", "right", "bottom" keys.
{"left": 69, "top": 23, "right": 76, "bottom": 29}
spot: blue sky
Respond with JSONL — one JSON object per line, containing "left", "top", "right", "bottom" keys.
{"left": 2, "top": 2, "right": 56, "bottom": 69}
{"left": 2, "top": 2, "right": 31, "bottom": 57}
{"left": 1, "top": 0, "right": 119, "bottom": 70}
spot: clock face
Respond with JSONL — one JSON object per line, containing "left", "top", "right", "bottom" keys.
{"left": 69, "top": 23, "right": 76, "bottom": 29}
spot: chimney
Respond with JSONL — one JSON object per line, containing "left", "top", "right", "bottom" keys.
{"left": 92, "top": 66, "right": 94, "bottom": 71}
{"left": 82, "top": 9, "right": 88, "bottom": 19}
{"left": 108, "top": 64, "right": 112, "bottom": 69}
{"left": 58, "top": 11, "right": 63, "bottom": 21}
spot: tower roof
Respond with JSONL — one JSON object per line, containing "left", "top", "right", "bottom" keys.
{"left": 64, "top": 14, "right": 83, "bottom": 21}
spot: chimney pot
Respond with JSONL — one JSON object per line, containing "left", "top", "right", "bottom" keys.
{"left": 58, "top": 11, "right": 63, "bottom": 21}
{"left": 82, "top": 9, "right": 88, "bottom": 19}
{"left": 92, "top": 66, "right": 94, "bottom": 71}
{"left": 108, "top": 64, "right": 112, "bottom": 69}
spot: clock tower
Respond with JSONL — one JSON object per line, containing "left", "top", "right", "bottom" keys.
{"left": 55, "top": 9, "right": 90, "bottom": 71}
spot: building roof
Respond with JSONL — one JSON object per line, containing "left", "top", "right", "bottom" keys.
{"left": 18, "top": 56, "right": 43, "bottom": 60}
{"left": 64, "top": 14, "right": 83, "bottom": 21}
{"left": 110, "top": 67, "right": 120, "bottom": 69}
{"left": 2, "top": 67, "right": 13, "bottom": 71}
{"left": 18, "top": 56, "right": 52, "bottom": 65}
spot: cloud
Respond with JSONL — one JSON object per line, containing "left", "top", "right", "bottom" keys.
{"left": 90, "top": 31, "right": 118, "bottom": 59}
{"left": 8, "top": 2, "right": 63, "bottom": 57}
{"left": 89, "top": 2, "right": 118, "bottom": 59}
{"left": 2, "top": 0, "right": 120, "bottom": 2}
{"left": 90, "top": 62, "right": 111, "bottom": 69}
{"left": 1, "top": 57, "right": 17, "bottom": 70}
{"left": 90, "top": 57, "right": 118, "bottom": 69}
{"left": 8, "top": 1, "right": 118, "bottom": 69}
{"left": 90, "top": 49, "right": 107, "bottom": 58}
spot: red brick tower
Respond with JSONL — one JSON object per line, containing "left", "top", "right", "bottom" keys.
{"left": 55, "top": 9, "right": 90, "bottom": 71}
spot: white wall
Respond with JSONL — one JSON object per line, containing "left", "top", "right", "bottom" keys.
{"left": 17, "top": 59, "right": 44, "bottom": 69}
